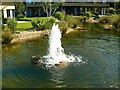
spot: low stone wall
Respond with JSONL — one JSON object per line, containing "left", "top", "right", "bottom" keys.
{"left": 11, "top": 30, "right": 49, "bottom": 44}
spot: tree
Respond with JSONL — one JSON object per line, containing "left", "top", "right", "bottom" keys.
{"left": 15, "top": 2, "right": 25, "bottom": 18}
{"left": 33, "top": 2, "right": 64, "bottom": 17}
{"left": 51, "top": 2, "right": 64, "bottom": 16}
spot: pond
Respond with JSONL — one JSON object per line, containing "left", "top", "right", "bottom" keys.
{"left": 2, "top": 29, "right": 119, "bottom": 88}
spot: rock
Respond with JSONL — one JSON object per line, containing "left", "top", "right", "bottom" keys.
{"left": 66, "top": 28, "right": 74, "bottom": 34}
{"left": 55, "top": 61, "right": 69, "bottom": 67}
{"left": 31, "top": 55, "right": 43, "bottom": 64}
{"left": 103, "top": 24, "right": 113, "bottom": 30}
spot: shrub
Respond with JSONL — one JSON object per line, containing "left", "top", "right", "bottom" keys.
{"left": 59, "top": 22, "right": 68, "bottom": 35}
{"left": 2, "top": 31, "right": 14, "bottom": 44}
{"left": 93, "top": 12, "right": 99, "bottom": 18}
{"left": 46, "top": 17, "right": 56, "bottom": 29}
{"left": 65, "top": 15, "right": 73, "bottom": 21}
{"left": 31, "top": 20, "right": 38, "bottom": 30}
{"left": 2, "top": 24, "right": 4, "bottom": 30}
{"left": 55, "top": 12, "right": 65, "bottom": 21}
{"left": 7, "top": 19, "right": 17, "bottom": 34}
{"left": 31, "top": 17, "right": 56, "bottom": 30}
{"left": 80, "top": 12, "right": 85, "bottom": 16}
{"left": 66, "top": 16, "right": 82, "bottom": 28}
{"left": 99, "top": 14, "right": 118, "bottom": 25}
{"left": 85, "top": 12, "right": 92, "bottom": 18}
{"left": 109, "top": 8, "right": 115, "bottom": 14}
{"left": 99, "top": 16, "right": 111, "bottom": 24}
{"left": 112, "top": 15, "right": 120, "bottom": 29}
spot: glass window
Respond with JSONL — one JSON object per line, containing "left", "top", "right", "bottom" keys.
{"left": 7, "top": 10, "right": 10, "bottom": 18}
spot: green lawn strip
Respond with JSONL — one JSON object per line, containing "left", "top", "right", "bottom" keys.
{"left": 17, "top": 22, "right": 33, "bottom": 31}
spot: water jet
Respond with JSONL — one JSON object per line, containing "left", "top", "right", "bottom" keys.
{"left": 31, "top": 23, "right": 83, "bottom": 67}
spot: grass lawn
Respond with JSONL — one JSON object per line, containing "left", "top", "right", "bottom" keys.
{"left": 17, "top": 21, "right": 33, "bottom": 31}
{"left": 4, "top": 21, "right": 33, "bottom": 32}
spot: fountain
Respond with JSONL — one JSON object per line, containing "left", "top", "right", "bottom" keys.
{"left": 32, "top": 23, "right": 83, "bottom": 67}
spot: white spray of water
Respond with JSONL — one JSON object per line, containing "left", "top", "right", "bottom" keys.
{"left": 43, "top": 23, "right": 83, "bottom": 67}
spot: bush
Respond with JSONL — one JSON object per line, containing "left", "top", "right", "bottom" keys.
{"left": 65, "top": 15, "right": 73, "bottom": 21}
{"left": 112, "top": 15, "right": 120, "bottom": 29}
{"left": 109, "top": 8, "right": 115, "bottom": 14}
{"left": 7, "top": 19, "right": 17, "bottom": 34}
{"left": 80, "top": 12, "right": 85, "bottom": 16}
{"left": 66, "top": 16, "right": 82, "bottom": 28}
{"left": 55, "top": 12, "right": 65, "bottom": 21}
{"left": 59, "top": 22, "right": 68, "bottom": 35}
{"left": 2, "top": 24, "right": 4, "bottom": 30}
{"left": 99, "top": 14, "right": 118, "bottom": 25}
{"left": 2, "top": 31, "right": 14, "bottom": 44}
{"left": 93, "top": 12, "right": 99, "bottom": 18}
{"left": 31, "top": 17, "right": 56, "bottom": 30}
{"left": 85, "top": 12, "right": 92, "bottom": 18}
{"left": 99, "top": 16, "right": 111, "bottom": 24}
{"left": 46, "top": 17, "right": 56, "bottom": 29}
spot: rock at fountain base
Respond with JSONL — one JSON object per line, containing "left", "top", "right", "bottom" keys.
{"left": 31, "top": 55, "right": 43, "bottom": 65}
{"left": 31, "top": 56, "right": 70, "bottom": 68}
{"left": 55, "top": 61, "right": 70, "bottom": 67}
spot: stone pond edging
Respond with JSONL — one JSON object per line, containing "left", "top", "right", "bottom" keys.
{"left": 11, "top": 30, "right": 49, "bottom": 44}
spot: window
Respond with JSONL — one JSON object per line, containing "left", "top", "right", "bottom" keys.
{"left": 7, "top": 10, "right": 10, "bottom": 18}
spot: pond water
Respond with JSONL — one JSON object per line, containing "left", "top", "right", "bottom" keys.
{"left": 2, "top": 29, "right": 119, "bottom": 88}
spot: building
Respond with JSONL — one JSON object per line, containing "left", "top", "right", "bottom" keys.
{"left": 25, "top": 2, "right": 110, "bottom": 17}
{"left": 0, "top": 2, "right": 15, "bottom": 18}
{"left": 63, "top": 2, "right": 109, "bottom": 15}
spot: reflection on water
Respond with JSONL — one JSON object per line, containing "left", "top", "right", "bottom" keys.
{"left": 2, "top": 30, "right": 119, "bottom": 88}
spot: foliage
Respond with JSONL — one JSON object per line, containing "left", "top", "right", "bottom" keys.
{"left": 59, "top": 22, "right": 68, "bottom": 35}
{"left": 93, "top": 12, "right": 99, "bottom": 18}
{"left": 109, "top": 8, "right": 115, "bottom": 14}
{"left": 65, "top": 15, "right": 73, "bottom": 21}
{"left": 99, "top": 14, "right": 118, "bottom": 25}
{"left": 15, "top": 2, "right": 25, "bottom": 19}
{"left": 80, "top": 12, "right": 85, "bottom": 16}
{"left": 66, "top": 16, "right": 83, "bottom": 28}
{"left": 85, "top": 12, "right": 92, "bottom": 18}
{"left": 112, "top": 15, "right": 120, "bottom": 29}
{"left": 2, "top": 31, "right": 14, "bottom": 44}
{"left": 31, "top": 17, "right": 56, "bottom": 30}
{"left": 46, "top": 17, "right": 56, "bottom": 28}
{"left": 7, "top": 19, "right": 17, "bottom": 34}
{"left": 55, "top": 12, "right": 65, "bottom": 21}
{"left": 2, "top": 24, "right": 5, "bottom": 30}
{"left": 33, "top": 2, "right": 64, "bottom": 17}
{"left": 99, "top": 16, "right": 111, "bottom": 24}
